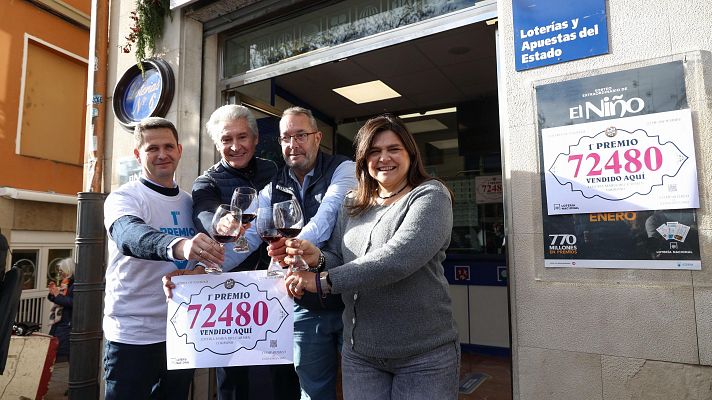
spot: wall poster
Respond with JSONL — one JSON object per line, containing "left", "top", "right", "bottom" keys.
{"left": 536, "top": 61, "right": 701, "bottom": 270}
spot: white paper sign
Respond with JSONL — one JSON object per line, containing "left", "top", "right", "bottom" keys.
{"left": 542, "top": 109, "right": 699, "bottom": 215}
{"left": 166, "top": 271, "right": 293, "bottom": 369}
{"left": 475, "top": 175, "right": 503, "bottom": 204}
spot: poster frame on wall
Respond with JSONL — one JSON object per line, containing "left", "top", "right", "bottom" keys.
{"left": 533, "top": 54, "right": 704, "bottom": 270}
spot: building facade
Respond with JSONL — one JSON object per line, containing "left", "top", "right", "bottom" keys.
{"left": 0, "top": 0, "right": 90, "bottom": 332}
{"left": 103, "top": 0, "right": 712, "bottom": 398}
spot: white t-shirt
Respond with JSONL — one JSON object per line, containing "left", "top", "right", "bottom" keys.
{"left": 103, "top": 180, "right": 196, "bottom": 344}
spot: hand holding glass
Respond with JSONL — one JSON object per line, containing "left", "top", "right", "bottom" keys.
{"left": 273, "top": 199, "right": 309, "bottom": 271}
{"left": 208, "top": 204, "right": 242, "bottom": 273}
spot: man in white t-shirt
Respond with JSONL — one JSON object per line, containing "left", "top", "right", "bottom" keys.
{"left": 103, "top": 117, "right": 224, "bottom": 399}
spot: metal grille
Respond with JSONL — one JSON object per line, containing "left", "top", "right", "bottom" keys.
{"left": 17, "top": 295, "right": 44, "bottom": 326}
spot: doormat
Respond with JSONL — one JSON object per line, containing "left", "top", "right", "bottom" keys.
{"left": 458, "top": 372, "right": 490, "bottom": 395}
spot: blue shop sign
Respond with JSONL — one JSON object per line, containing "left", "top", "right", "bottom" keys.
{"left": 123, "top": 69, "right": 162, "bottom": 121}
{"left": 113, "top": 59, "right": 175, "bottom": 131}
{"left": 513, "top": 0, "right": 609, "bottom": 71}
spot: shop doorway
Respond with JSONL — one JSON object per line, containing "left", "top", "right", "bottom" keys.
{"left": 225, "top": 20, "right": 510, "bottom": 399}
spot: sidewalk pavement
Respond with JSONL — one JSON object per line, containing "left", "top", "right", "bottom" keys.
{"left": 45, "top": 361, "right": 68, "bottom": 399}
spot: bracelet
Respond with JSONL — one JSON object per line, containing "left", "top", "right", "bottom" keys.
{"left": 316, "top": 251, "right": 326, "bottom": 272}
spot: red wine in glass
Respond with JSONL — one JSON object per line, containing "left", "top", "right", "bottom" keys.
{"left": 231, "top": 187, "right": 258, "bottom": 253}
{"left": 256, "top": 208, "right": 284, "bottom": 274}
{"left": 260, "top": 229, "right": 282, "bottom": 243}
{"left": 214, "top": 234, "right": 239, "bottom": 243}
{"left": 277, "top": 228, "right": 302, "bottom": 238}
{"left": 208, "top": 204, "right": 242, "bottom": 274}
{"left": 241, "top": 213, "right": 257, "bottom": 224}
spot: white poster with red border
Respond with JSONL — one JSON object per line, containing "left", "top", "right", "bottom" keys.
{"left": 542, "top": 109, "right": 698, "bottom": 215}
{"left": 166, "top": 271, "right": 293, "bottom": 370}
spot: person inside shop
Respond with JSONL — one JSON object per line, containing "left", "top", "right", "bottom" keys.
{"left": 47, "top": 257, "right": 74, "bottom": 362}
{"left": 190, "top": 104, "right": 299, "bottom": 400}
{"left": 282, "top": 114, "right": 460, "bottom": 400}
{"left": 103, "top": 117, "right": 224, "bottom": 400}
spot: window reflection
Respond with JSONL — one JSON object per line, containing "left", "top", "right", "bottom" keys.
{"left": 223, "top": 0, "right": 478, "bottom": 76}
{"left": 11, "top": 250, "right": 39, "bottom": 290}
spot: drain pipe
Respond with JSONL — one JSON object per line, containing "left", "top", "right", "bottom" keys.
{"left": 71, "top": 0, "right": 109, "bottom": 398}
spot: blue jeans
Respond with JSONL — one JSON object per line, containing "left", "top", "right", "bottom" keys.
{"left": 293, "top": 305, "right": 343, "bottom": 400}
{"left": 341, "top": 341, "right": 460, "bottom": 400}
{"left": 104, "top": 340, "right": 195, "bottom": 400}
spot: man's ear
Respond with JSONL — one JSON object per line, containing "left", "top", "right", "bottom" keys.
{"left": 133, "top": 148, "right": 140, "bottom": 162}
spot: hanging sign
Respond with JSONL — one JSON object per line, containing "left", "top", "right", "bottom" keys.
{"left": 536, "top": 60, "right": 701, "bottom": 270}
{"left": 513, "top": 0, "right": 609, "bottom": 71}
{"left": 112, "top": 59, "right": 175, "bottom": 131}
{"left": 166, "top": 271, "right": 293, "bottom": 369}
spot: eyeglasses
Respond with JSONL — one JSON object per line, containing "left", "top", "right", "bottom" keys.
{"left": 278, "top": 131, "right": 318, "bottom": 145}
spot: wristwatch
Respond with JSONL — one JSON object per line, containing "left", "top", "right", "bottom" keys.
{"left": 319, "top": 272, "right": 331, "bottom": 295}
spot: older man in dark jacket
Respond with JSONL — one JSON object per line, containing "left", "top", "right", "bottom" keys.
{"left": 191, "top": 104, "right": 300, "bottom": 400}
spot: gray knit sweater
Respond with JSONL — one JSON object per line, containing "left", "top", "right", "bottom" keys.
{"left": 324, "top": 179, "right": 458, "bottom": 359}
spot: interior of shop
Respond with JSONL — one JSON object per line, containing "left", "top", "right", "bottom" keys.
{"left": 224, "top": 20, "right": 511, "bottom": 399}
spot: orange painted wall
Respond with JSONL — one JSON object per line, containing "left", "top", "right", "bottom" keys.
{"left": 0, "top": 0, "right": 90, "bottom": 195}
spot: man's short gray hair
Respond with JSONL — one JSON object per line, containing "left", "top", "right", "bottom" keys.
{"left": 281, "top": 106, "right": 318, "bottom": 131}
{"left": 206, "top": 105, "right": 259, "bottom": 145}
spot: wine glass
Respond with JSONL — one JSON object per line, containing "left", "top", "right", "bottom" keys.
{"left": 273, "top": 199, "right": 309, "bottom": 271}
{"left": 231, "top": 187, "right": 258, "bottom": 253}
{"left": 207, "top": 204, "right": 242, "bottom": 274}
{"left": 255, "top": 207, "right": 284, "bottom": 276}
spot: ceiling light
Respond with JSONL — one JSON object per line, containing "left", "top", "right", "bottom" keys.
{"left": 486, "top": 18, "right": 498, "bottom": 26}
{"left": 333, "top": 80, "right": 401, "bottom": 104}
{"left": 429, "top": 139, "right": 459, "bottom": 150}
{"left": 399, "top": 107, "right": 457, "bottom": 119}
{"left": 404, "top": 119, "right": 449, "bottom": 134}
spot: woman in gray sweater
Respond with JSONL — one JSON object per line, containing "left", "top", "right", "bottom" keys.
{"left": 284, "top": 114, "right": 459, "bottom": 400}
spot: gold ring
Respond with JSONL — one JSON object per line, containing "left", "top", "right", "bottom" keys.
{"left": 199, "top": 249, "right": 204, "bottom": 257}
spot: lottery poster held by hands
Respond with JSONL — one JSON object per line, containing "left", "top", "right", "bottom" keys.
{"left": 536, "top": 60, "right": 701, "bottom": 270}
{"left": 166, "top": 271, "right": 293, "bottom": 369}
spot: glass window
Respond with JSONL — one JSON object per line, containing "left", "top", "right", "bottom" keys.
{"left": 11, "top": 250, "right": 39, "bottom": 290}
{"left": 19, "top": 39, "right": 87, "bottom": 164}
{"left": 223, "top": 0, "right": 478, "bottom": 77}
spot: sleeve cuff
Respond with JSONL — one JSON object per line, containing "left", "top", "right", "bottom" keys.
{"left": 166, "top": 237, "right": 184, "bottom": 260}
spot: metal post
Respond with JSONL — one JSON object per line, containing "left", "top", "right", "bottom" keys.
{"left": 69, "top": 192, "right": 106, "bottom": 399}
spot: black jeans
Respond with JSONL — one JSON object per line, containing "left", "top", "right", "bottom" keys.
{"left": 104, "top": 340, "right": 195, "bottom": 400}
